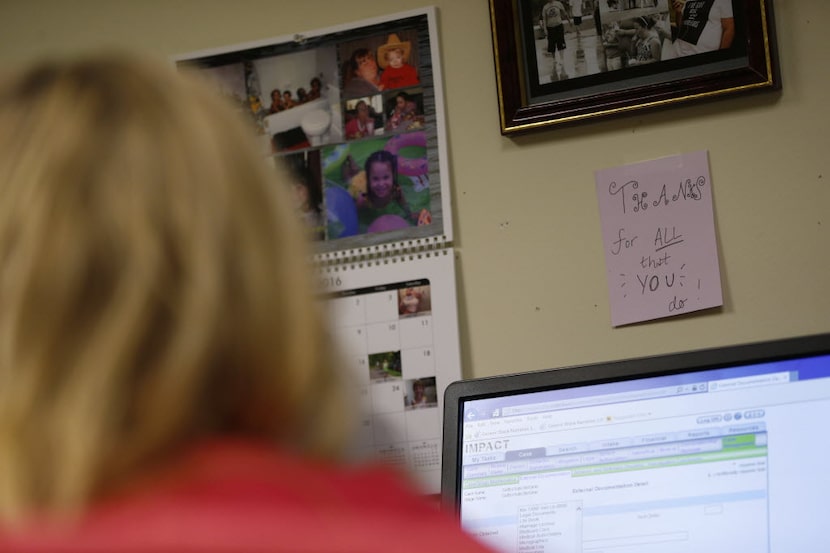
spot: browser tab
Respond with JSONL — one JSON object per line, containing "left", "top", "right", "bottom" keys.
{"left": 505, "top": 448, "right": 547, "bottom": 461}
{"left": 708, "top": 372, "right": 790, "bottom": 392}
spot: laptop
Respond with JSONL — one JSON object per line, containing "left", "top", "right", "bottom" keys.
{"left": 441, "top": 333, "right": 830, "bottom": 553}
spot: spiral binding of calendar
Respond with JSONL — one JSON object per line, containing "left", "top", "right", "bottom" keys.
{"left": 314, "top": 235, "right": 452, "bottom": 272}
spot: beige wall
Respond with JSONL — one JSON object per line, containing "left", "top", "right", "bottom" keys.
{"left": 1, "top": 1, "right": 827, "bottom": 379}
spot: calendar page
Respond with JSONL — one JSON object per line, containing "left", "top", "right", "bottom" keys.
{"left": 173, "top": 7, "right": 452, "bottom": 254}
{"left": 319, "top": 250, "right": 461, "bottom": 494}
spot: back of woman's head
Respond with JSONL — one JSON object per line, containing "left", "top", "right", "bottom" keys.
{"left": 0, "top": 54, "right": 349, "bottom": 519}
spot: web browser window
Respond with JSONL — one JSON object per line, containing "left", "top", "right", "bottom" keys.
{"left": 458, "top": 355, "right": 830, "bottom": 553}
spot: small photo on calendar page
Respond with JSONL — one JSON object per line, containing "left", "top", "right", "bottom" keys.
{"left": 368, "top": 350, "right": 402, "bottom": 382}
{"left": 397, "top": 284, "right": 431, "bottom": 317}
{"left": 404, "top": 377, "right": 437, "bottom": 410}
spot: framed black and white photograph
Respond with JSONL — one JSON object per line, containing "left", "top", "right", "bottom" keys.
{"left": 490, "top": 0, "right": 780, "bottom": 134}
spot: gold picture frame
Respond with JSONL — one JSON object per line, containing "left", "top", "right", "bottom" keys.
{"left": 490, "top": 0, "right": 780, "bottom": 134}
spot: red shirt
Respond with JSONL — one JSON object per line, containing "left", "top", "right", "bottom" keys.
{"left": 379, "top": 64, "right": 419, "bottom": 90}
{"left": 0, "top": 440, "right": 495, "bottom": 553}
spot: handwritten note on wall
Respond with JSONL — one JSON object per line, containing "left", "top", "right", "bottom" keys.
{"left": 594, "top": 150, "right": 723, "bottom": 327}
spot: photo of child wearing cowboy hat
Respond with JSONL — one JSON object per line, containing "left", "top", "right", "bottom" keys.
{"left": 377, "top": 33, "right": 420, "bottom": 90}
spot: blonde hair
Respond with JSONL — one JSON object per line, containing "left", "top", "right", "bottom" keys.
{"left": 0, "top": 54, "right": 350, "bottom": 519}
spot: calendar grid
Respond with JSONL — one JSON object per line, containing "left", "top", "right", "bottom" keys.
{"left": 322, "top": 252, "right": 460, "bottom": 494}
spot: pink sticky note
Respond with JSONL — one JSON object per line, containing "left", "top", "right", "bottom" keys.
{"left": 594, "top": 151, "right": 723, "bottom": 327}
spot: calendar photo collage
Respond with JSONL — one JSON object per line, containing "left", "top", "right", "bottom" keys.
{"left": 173, "top": 7, "right": 452, "bottom": 255}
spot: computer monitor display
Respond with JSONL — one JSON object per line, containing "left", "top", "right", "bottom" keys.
{"left": 441, "top": 334, "right": 830, "bottom": 553}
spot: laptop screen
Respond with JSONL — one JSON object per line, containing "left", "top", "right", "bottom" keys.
{"left": 441, "top": 333, "right": 830, "bottom": 553}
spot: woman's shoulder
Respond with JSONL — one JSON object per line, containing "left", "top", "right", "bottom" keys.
{"left": 2, "top": 440, "right": 495, "bottom": 553}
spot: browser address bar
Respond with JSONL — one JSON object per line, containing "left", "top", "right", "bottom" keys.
{"left": 500, "top": 383, "right": 701, "bottom": 417}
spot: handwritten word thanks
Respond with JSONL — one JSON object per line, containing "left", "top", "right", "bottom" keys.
{"left": 608, "top": 177, "right": 706, "bottom": 214}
